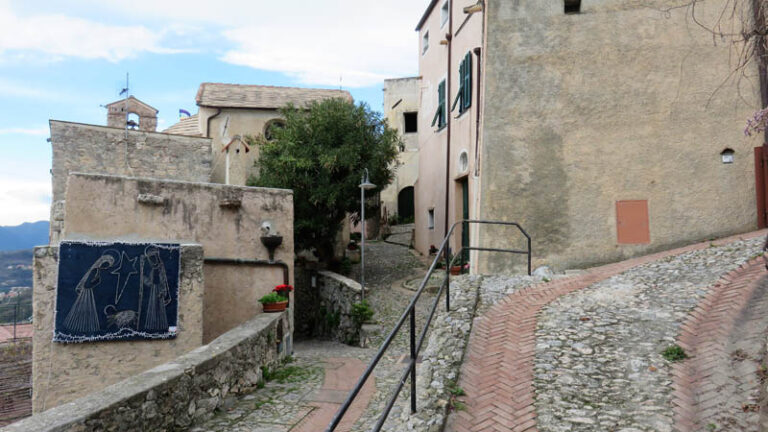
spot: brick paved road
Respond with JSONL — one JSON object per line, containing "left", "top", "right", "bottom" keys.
{"left": 673, "top": 260, "right": 768, "bottom": 431}
{"left": 446, "top": 230, "right": 767, "bottom": 432}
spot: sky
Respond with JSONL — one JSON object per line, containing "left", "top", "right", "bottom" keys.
{"left": 0, "top": 0, "right": 427, "bottom": 226}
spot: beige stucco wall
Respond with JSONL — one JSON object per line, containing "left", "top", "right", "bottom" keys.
{"left": 198, "top": 106, "right": 285, "bottom": 186}
{"left": 49, "top": 121, "right": 213, "bottom": 243}
{"left": 477, "top": 0, "right": 760, "bottom": 272}
{"left": 60, "top": 174, "right": 294, "bottom": 342}
{"left": 31, "top": 244, "right": 205, "bottom": 413}
{"left": 381, "top": 77, "right": 421, "bottom": 220}
{"left": 414, "top": 0, "right": 483, "bottom": 254}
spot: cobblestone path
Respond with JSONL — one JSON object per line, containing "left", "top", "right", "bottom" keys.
{"left": 446, "top": 230, "right": 767, "bottom": 432}
{"left": 195, "top": 240, "right": 430, "bottom": 431}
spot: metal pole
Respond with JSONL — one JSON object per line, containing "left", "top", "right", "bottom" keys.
{"left": 13, "top": 303, "right": 18, "bottom": 341}
{"left": 361, "top": 185, "right": 366, "bottom": 302}
{"left": 409, "top": 307, "right": 417, "bottom": 413}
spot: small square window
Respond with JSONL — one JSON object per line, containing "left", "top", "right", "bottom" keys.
{"left": 428, "top": 209, "right": 435, "bottom": 230}
{"left": 422, "top": 31, "right": 429, "bottom": 55}
{"left": 441, "top": 1, "right": 450, "bottom": 27}
{"left": 565, "top": 0, "right": 581, "bottom": 14}
{"left": 404, "top": 112, "right": 418, "bottom": 133}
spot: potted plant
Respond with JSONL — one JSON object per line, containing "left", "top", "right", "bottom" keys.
{"left": 274, "top": 284, "right": 293, "bottom": 298}
{"left": 259, "top": 292, "right": 289, "bottom": 313}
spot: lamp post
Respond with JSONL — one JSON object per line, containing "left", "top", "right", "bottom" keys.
{"left": 359, "top": 168, "right": 376, "bottom": 301}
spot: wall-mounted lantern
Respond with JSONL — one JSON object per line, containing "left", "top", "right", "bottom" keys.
{"left": 721, "top": 148, "right": 735, "bottom": 164}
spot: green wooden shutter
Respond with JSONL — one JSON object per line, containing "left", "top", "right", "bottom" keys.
{"left": 438, "top": 80, "right": 446, "bottom": 128}
{"left": 463, "top": 52, "right": 472, "bottom": 112}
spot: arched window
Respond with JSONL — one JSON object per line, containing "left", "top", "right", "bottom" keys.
{"left": 264, "top": 119, "right": 286, "bottom": 141}
{"left": 126, "top": 112, "right": 140, "bottom": 130}
{"left": 721, "top": 148, "right": 735, "bottom": 164}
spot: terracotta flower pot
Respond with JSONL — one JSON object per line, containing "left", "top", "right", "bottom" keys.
{"left": 450, "top": 266, "right": 462, "bottom": 276}
{"left": 262, "top": 300, "right": 289, "bottom": 313}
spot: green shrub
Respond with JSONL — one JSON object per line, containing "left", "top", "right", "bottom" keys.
{"left": 351, "top": 301, "right": 374, "bottom": 325}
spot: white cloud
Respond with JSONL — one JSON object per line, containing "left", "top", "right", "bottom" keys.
{"left": 0, "top": 0, "right": 184, "bottom": 62}
{"left": 0, "top": 178, "right": 51, "bottom": 226}
{"left": 55, "top": 0, "right": 426, "bottom": 87}
{"left": 0, "top": 127, "right": 48, "bottom": 136}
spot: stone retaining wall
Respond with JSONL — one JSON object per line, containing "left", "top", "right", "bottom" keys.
{"left": 294, "top": 268, "right": 365, "bottom": 345}
{"left": 2, "top": 312, "right": 289, "bottom": 432}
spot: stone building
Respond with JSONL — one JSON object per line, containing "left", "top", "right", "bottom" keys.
{"left": 413, "top": 0, "right": 762, "bottom": 272}
{"left": 164, "top": 83, "right": 352, "bottom": 186}
{"left": 105, "top": 96, "right": 158, "bottom": 132}
{"left": 38, "top": 95, "right": 295, "bottom": 412}
{"left": 380, "top": 77, "right": 421, "bottom": 224}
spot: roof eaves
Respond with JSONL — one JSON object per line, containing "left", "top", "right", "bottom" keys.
{"left": 416, "top": 0, "right": 440, "bottom": 31}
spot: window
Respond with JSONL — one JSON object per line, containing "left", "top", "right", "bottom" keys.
{"left": 452, "top": 52, "right": 473, "bottom": 114}
{"left": 264, "top": 119, "right": 286, "bottom": 141}
{"left": 428, "top": 209, "right": 435, "bottom": 230}
{"left": 431, "top": 80, "right": 447, "bottom": 129}
{"left": 721, "top": 148, "right": 735, "bottom": 164}
{"left": 565, "top": 0, "right": 581, "bottom": 14}
{"left": 441, "top": 1, "right": 450, "bottom": 27}
{"left": 422, "top": 31, "right": 429, "bottom": 55}
{"left": 404, "top": 112, "right": 418, "bottom": 133}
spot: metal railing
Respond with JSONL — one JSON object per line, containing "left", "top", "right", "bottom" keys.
{"left": 0, "top": 300, "right": 32, "bottom": 344}
{"left": 326, "top": 220, "right": 531, "bottom": 431}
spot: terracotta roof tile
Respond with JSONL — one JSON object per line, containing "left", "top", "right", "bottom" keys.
{"left": 162, "top": 114, "right": 202, "bottom": 136}
{"left": 195, "top": 83, "right": 353, "bottom": 109}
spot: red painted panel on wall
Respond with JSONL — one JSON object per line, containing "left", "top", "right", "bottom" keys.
{"left": 616, "top": 200, "right": 650, "bottom": 244}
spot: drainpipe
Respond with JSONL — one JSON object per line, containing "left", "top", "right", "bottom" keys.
{"left": 473, "top": 47, "right": 482, "bottom": 177}
{"left": 205, "top": 108, "right": 222, "bottom": 139}
{"left": 444, "top": 0, "right": 454, "bottom": 249}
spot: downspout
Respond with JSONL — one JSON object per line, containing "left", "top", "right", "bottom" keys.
{"left": 444, "top": 0, "right": 454, "bottom": 245}
{"left": 205, "top": 108, "right": 222, "bottom": 139}
{"left": 473, "top": 46, "right": 482, "bottom": 177}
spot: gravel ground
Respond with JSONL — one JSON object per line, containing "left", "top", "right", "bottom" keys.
{"left": 533, "top": 237, "right": 764, "bottom": 432}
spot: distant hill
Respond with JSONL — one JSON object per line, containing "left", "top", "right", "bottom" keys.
{"left": 0, "top": 249, "right": 33, "bottom": 293}
{"left": 0, "top": 221, "right": 49, "bottom": 252}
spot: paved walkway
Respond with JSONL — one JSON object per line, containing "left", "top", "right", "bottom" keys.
{"left": 673, "top": 260, "right": 768, "bottom": 431}
{"left": 447, "top": 230, "right": 768, "bottom": 432}
{"left": 196, "top": 240, "right": 430, "bottom": 431}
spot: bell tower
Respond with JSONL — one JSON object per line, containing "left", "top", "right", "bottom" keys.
{"left": 105, "top": 96, "right": 158, "bottom": 132}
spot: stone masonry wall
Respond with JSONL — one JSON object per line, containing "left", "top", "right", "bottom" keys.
{"left": 31, "top": 244, "right": 205, "bottom": 413}
{"left": 3, "top": 312, "right": 288, "bottom": 432}
{"left": 294, "top": 268, "right": 365, "bottom": 345}
{"left": 60, "top": 173, "right": 294, "bottom": 344}
{"left": 48, "top": 120, "right": 212, "bottom": 243}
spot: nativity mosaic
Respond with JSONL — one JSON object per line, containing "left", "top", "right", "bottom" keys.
{"left": 54, "top": 242, "right": 181, "bottom": 343}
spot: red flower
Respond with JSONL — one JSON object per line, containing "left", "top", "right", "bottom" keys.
{"left": 273, "top": 284, "right": 294, "bottom": 294}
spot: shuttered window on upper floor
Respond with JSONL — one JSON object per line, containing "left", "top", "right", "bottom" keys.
{"left": 432, "top": 80, "right": 447, "bottom": 129}
{"left": 452, "top": 52, "right": 473, "bottom": 115}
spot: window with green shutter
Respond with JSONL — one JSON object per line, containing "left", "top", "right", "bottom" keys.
{"left": 452, "top": 52, "right": 473, "bottom": 115}
{"left": 462, "top": 52, "right": 472, "bottom": 112}
{"left": 432, "top": 79, "right": 447, "bottom": 129}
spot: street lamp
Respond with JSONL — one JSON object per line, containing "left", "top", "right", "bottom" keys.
{"left": 359, "top": 168, "right": 376, "bottom": 301}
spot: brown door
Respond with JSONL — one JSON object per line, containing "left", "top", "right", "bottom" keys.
{"left": 755, "top": 147, "right": 768, "bottom": 229}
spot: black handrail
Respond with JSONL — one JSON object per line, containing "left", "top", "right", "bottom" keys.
{"left": 326, "top": 220, "right": 531, "bottom": 431}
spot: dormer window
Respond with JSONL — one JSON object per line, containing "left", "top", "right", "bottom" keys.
{"left": 565, "top": 0, "right": 581, "bottom": 14}
{"left": 441, "top": 1, "right": 450, "bottom": 27}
